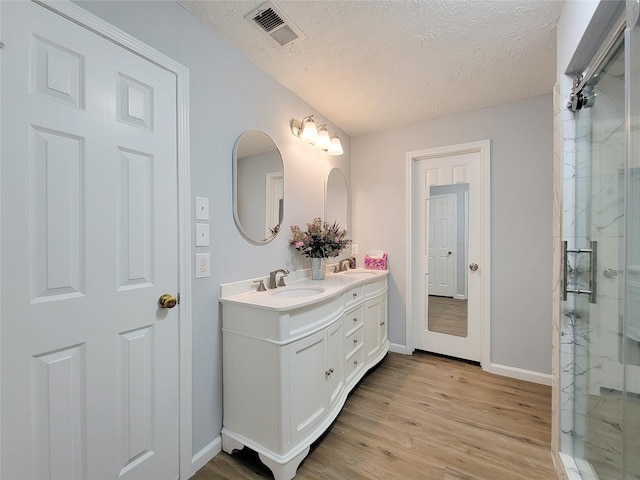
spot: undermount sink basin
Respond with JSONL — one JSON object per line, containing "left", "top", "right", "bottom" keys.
{"left": 271, "top": 287, "right": 325, "bottom": 298}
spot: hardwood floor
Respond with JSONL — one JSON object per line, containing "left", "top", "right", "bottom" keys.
{"left": 193, "top": 352, "right": 557, "bottom": 480}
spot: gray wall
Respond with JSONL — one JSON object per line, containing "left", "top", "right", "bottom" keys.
{"left": 75, "top": 0, "right": 351, "bottom": 456}
{"left": 351, "top": 95, "right": 553, "bottom": 375}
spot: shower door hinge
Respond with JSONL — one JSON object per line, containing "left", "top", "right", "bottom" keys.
{"left": 562, "top": 240, "right": 597, "bottom": 303}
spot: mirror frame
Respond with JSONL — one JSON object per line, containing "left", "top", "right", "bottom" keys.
{"left": 232, "top": 130, "right": 284, "bottom": 245}
{"left": 324, "top": 167, "right": 348, "bottom": 230}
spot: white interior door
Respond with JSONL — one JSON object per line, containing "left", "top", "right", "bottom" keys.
{"left": 413, "top": 148, "right": 485, "bottom": 362}
{"left": 1, "top": 2, "right": 180, "bottom": 479}
{"left": 428, "top": 194, "right": 456, "bottom": 297}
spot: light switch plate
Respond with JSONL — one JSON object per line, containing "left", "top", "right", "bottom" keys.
{"left": 195, "top": 253, "right": 211, "bottom": 278}
{"left": 195, "top": 223, "right": 210, "bottom": 247}
{"left": 351, "top": 243, "right": 359, "bottom": 254}
{"left": 195, "top": 197, "right": 209, "bottom": 221}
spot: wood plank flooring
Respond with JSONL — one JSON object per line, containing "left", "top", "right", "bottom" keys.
{"left": 193, "top": 351, "right": 557, "bottom": 480}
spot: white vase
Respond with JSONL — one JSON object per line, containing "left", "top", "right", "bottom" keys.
{"left": 310, "top": 257, "right": 325, "bottom": 280}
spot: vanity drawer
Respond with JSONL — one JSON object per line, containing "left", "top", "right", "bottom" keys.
{"left": 343, "top": 285, "right": 364, "bottom": 309}
{"left": 344, "top": 305, "right": 364, "bottom": 336}
{"left": 345, "top": 324, "right": 364, "bottom": 358}
{"left": 345, "top": 347, "right": 364, "bottom": 384}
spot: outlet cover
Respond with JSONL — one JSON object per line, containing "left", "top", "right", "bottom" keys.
{"left": 351, "top": 243, "right": 359, "bottom": 254}
{"left": 195, "top": 253, "right": 211, "bottom": 278}
{"left": 195, "top": 223, "right": 210, "bottom": 247}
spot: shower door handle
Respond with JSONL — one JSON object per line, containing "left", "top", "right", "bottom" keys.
{"left": 562, "top": 240, "right": 597, "bottom": 304}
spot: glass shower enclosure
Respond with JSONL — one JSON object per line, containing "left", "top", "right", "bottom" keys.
{"left": 561, "top": 3, "right": 640, "bottom": 478}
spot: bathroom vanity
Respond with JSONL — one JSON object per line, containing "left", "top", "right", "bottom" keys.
{"left": 219, "top": 269, "right": 389, "bottom": 480}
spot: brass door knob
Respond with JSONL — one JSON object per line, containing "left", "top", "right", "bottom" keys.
{"left": 158, "top": 294, "right": 178, "bottom": 309}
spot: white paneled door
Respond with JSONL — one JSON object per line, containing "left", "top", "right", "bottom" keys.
{"left": 1, "top": 2, "right": 180, "bottom": 479}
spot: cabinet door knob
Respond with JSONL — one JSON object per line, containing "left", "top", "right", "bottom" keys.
{"left": 353, "top": 292, "right": 358, "bottom": 298}
{"left": 354, "top": 360, "right": 359, "bottom": 366}
{"left": 353, "top": 338, "right": 358, "bottom": 344}
{"left": 380, "top": 321, "right": 386, "bottom": 326}
{"left": 353, "top": 317, "right": 358, "bottom": 323}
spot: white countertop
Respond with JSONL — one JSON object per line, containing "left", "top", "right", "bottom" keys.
{"left": 219, "top": 268, "right": 388, "bottom": 311}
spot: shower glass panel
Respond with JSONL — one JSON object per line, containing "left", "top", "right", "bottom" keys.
{"left": 626, "top": 13, "right": 640, "bottom": 479}
{"left": 568, "top": 24, "right": 640, "bottom": 479}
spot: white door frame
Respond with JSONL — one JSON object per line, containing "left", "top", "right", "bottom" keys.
{"left": 405, "top": 140, "right": 490, "bottom": 369}
{"left": 0, "top": 1, "right": 193, "bottom": 477}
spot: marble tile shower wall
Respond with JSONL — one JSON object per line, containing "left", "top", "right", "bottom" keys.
{"left": 560, "top": 98, "right": 578, "bottom": 456}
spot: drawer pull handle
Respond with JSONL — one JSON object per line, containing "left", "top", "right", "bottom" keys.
{"left": 325, "top": 368, "right": 335, "bottom": 377}
{"left": 353, "top": 338, "right": 358, "bottom": 344}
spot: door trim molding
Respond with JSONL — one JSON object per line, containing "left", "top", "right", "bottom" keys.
{"left": 33, "top": 1, "right": 193, "bottom": 477}
{"left": 405, "top": 140, "right": 491, "bottom": 369}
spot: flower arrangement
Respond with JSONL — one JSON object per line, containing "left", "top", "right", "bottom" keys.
{"left": 290, "top": 218, "right": 351, "bottom": 258}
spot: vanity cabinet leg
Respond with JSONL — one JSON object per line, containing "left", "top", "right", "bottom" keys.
{"left": 221, "top": 431, "right": 245, "bottom": 454}
{"left": 259, "top": 447, "right": 310, "bottom": 480}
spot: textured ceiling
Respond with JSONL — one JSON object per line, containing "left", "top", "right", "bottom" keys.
{"left": 180, "top": 0, "right": 564, "bottom": 137}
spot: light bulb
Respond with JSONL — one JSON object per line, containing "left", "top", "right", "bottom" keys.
{"left": 315, "top": 126, "right": 331, "bottom": 149}
{"left": 327, "top": 135, "right": 343, "bottom": 155}
{"left": 300, "top": 116, "right": 318, "bottom": 143}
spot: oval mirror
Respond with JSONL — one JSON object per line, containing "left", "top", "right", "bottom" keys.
{"left": 324, "top": 168, "right": 348, "bottom": 230}
{"left": 233, "top": 131, "right": 284, "bottom": 244}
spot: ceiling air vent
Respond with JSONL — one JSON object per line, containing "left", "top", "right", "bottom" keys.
{"left": 245, "top": 1, "right": 305, "bottom": 47}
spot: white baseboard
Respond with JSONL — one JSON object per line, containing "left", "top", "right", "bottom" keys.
{"left": 484, "top": 362, "right": 552, "bottom": 386}
{"left": 389, "top": 342, "right": 412, "bottom": 354}
{"left": 191, "top": 436, "right": 222, "bottom": 476}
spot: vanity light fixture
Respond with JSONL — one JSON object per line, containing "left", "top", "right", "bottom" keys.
{"left": 291, "top": 115, "right": 343, "bottom": 155}
{"left": 291, "top": 115, "right": 318, "bottom": 143}
{"left": 327, "top": 134, "right": 344, "bottom": 156}
{"left": 314, "top": 125, "right": 331, "bottom": 150}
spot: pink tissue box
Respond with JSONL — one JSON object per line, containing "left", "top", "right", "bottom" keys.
{"left": 364, "top": 253, "right": 387, "bottom": 270}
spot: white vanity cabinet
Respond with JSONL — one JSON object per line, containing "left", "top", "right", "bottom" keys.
{"left": 364, "top": 294, "right": 388, "bottom": 363}
{"left": 287, "top": 319, "right": 344, "bottom": 443}
{"left": 219, "top": 270, "right": 388, "bottom": 480}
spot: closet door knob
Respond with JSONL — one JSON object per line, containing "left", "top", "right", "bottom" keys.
{"left": 469, "top": 263, "right": 479, "bottom": 272}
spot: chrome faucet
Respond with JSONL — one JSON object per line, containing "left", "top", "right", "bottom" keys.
{"left": 268, "top": 268, "right": 289, "bottom": 289}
